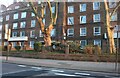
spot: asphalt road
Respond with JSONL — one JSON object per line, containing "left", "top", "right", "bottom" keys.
{"left": 1, "top": 62, "right": 120, "bottom": 78}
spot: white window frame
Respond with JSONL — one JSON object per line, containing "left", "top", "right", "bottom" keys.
{"left": 31, "top": 12, "right": 35, "bottom": 17}
{"left": 80, "top": 40, "right": 87, "bottom": 49}
{"left": 80, "top": 15, "right": 86, "bottom": 24}
{"left": 80, "top": 27, "right": 87, "bottom": 36}
{"left": 93, "top": 14, "right": 100, "bottom": 22}
{"left": 51, "top": 6, "right": 55, "bottom": 13}
{"left": 20, "top": 31, "right": 25, "bottom": 37}
{"left": 21, "top": 12, "right": 27, "bottom": 18}
{"left": 51, "top": 29, "right": 56, "bottom": 37}
{"left": 67, "top": 17, "right": 74, "bottom": 25}
{"left": 109, "top": 1, "right": 116, "bottom": 8}
{"left": 94, "top": 40, "right": 101, "bottom": 47}
{"left": 30, "top": 30, "right": 35, "bottom": 38}
{"left": 6, "top": 15, "right": 9, "bottom": 21}
{"left": 93, "top": 2, "right": 100, "bottom": 10}
{"left": 94, "top": 27, "right": 101, "bottom": 36}
{"left": 67, "top": 28, "right": 74, "bottom": 37}
{"left": 31, "top": 20, "right": 36, "bottom": 27}
{"left": 13, "top": 13, "right": 18, "bottom": 19}
{"left": 39, "top": 30, "right": 43, "bottom": 37}
{"left": 20, "top": 21, "right": 26, "bottom": 28}
{"left": 68, "top": 6, "right": 74, "bottom": 13}
{"left": 80, "top": 4, "right": 86, "bottom": 12}
{"left": 13, "top": 23, "right": 18, "bottom": 29}
{"left": 12, "top": 32, "right": 17, "bottom": 37}
{"left": 30, "top": 41, "right": 34, "bottom": 48}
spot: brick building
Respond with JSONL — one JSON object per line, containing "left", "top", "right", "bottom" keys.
{"left": 1, "top": 1, "right": 120, "bottom": 51}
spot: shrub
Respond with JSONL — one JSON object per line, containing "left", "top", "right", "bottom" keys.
{"left": 67, "top": 42, "right": 80, "bottom": 54}
{"left": 15, "top": 46, "right": 21, "bottom": 51}
{"left": 34, "top": 42, "right": 42, "bottom": 52}
{"left": 93, "top": 45, "right": 101, "bottom": 55}
{"left": 83, "top": 45, "right": 94, "bottom": 54}
{"left": 3, "top": 46, "right": 8, "bottom": 51}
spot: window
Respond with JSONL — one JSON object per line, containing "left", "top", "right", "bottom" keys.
{"left": 80, "top": 40, "right": 87, "bottom": 49}
{"left": 43, "top": 18, "right": 45, "bottom": 25}
{"left": 68, "top": 0, "right": 74, "bottom": 2}
{"left": 20, "top": 21, "right": 26, "bottom": 28}
{"left": 38, "top": 1, "right": 41, "bottom": 4}
{"left": 67, "top": 17, "right": 74, "bottom": 25}
{"left": 94, "top": 40, "right": 101, "bottom": 47}
{"left": 93, "top": 2, "right": 100, "bottom": 10}
{"left": 51, "top": 6, "right": 55, "bottom": 13}
{"left": 93, "top": 14, "right": 100, "bottom": 22}
{"left": 27, "top": 3, "right": 30, "bottom": 6}
{"left": 12, "top": 42, "right": 16, "bottom": 48}
{"left": 80, "top": 27, "right": 87, "bottom": 36}
{"left": 21, "top": 12, "right": 27, "bottom": 18}
{"left": 13, "top": 23, "right": 18, "bottom": 29}
{"left": 15, "top": 6, "right": 19, "bottom": 9}
{"left": 30, "top": 41, "right": 34, "bottom": 48}
{"left": 94, "top": 27, "right": 101, "bottom": 36}
{"left": 20, "top": 31, "right": 25, "bottom": 37}
{"left": 30, "top": 30, "right": 35, "bottom": 38}
{"left": 51, "top": 29, "right": 56, "bottom": 37}
{"left": 6, "top": 15, "right": 9, "bottom": 21}
{"left": 109, "top": 1, "right": 116, "bottom": 8}
{"left": 0, "top": 16, "right": 3, "bottom": 22}
{"left": 68, "top": 6, "right": 74, "bottom": 13}
{"left": 67, "top": 28, "right": 74, "bottom": 37}
{"left": 80, "top": 15, "right": 86, "bottom": 24}
{"left": 39, "top": 30, "right": 43, "bottom": 37}
{"left": 110, "top": 12, "right": 117, "bottom": 21}
{"left": 80, "top": 4, "right": 86, "bottom": 12}
{"left": 12, "top": 32, "right": 17, "bottom": 37}
{"left": 0, "top": 34, "right": 1, "bottom": 39}
{"left": 31, "top": 20, "right": 36, "bottom": 27}
{"left": 31, "top": 12, "right": 35, "bottom": 17}
{"left": 13, "top": 13, "right": 18, "bottom": 19}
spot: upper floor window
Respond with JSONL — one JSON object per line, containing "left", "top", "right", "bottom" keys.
{"left": 94, "top": 40, "right": 101, "bottom": 47}
{"left": 31, "top": 20, "right": 36, "bottom": 27}
{"left": 21, "top": 12, "right": 27, "bottom": 18}
{"left": 20, "top": 31, "right": 25, "bottom": 37}
{"left": 15, "top": 6, "right": 19, "bottom": 9}
{"left": 13, "top": 13, "right": 18, "bottom": 19}
{"left": 0, "top": 25, "right": 2, "bottom": 31}
{"left": 43, "top": 18, "right": 45, "bottom": 25}
{"left": 13, "top": 23, "right": 18, "bottom": 29}
{"left": 93, "top": 14, "right": 100, "bottom": 22}
{"left": 12, "top": 32, "right": 17, "bottom": 37}
{"left": 39, "top": 30, "right": 43, "bottom": 37}
{"left": 6, "top": 15, "right": 9, "bottom": 21}
{"left": 67, "top": 28, "right": 74, "bottom": 37}
{"left": 80, "top": 4, "right": 86, "bottom": 12}
{"left": 80, "top": 27, "right": 87, "bottom": 36}
{"left": 51, "top": 6, "right": 55, "bottom": 13}
{"left": 31, "top": 12, "right": 35, "bottom": 17}
{"left": 30, "top": 30, "right": 35, "bottom": 38}
{"left": 109, "top": 1, "right": 116, "bottom": 8}
{"left": 110, "top": 12, "right": 117, "bottom": 21}
{"left": 51, "top": 29, "right": 56, "bottom": 37}
{"left": 94, "top": 27, "right": 101, "bottom": 36}
{"left": 68, "top": 6, "right": 74, "bottom": 13}
{"left": 20, "top": 21, "right": 26, "bottom": 28}
{"left": 80, "top": 15, "right": 86, "bottom": 24}
{"left": 80, "top": 40, "right": 87, "bottom": 49}
{"left": 67, "top": 17, "right": 74, "bottom": 25}
{"left": 93, "top": 2, "right": 100, "bottom": 10}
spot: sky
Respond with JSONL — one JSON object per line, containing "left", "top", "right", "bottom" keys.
{"left": 0, "top": 0, "right": 13, "bottom": 7}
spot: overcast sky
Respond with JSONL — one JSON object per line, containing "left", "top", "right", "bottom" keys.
{"left": 0, "top": 0, "right": 13, "bottom": 7}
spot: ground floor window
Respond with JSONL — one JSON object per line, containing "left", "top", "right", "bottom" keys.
{"left": 30, "top": 41, "right": 34, "bottom": 48}
{"left": 94, "top": 40, "right": 101, "bottom": 47}
{"left": 80, "top": 40, "right": 87, "bottom": 49}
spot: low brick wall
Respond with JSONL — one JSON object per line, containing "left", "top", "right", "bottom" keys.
{"left": 2, "top": 51, "right": 119, "bottom": 62}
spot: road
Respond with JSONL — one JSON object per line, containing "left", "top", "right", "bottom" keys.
{"left": 1, "top": 62, "right": 120, "bottom": 78}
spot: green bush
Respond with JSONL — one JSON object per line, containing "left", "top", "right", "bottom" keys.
{"left": 67, "top": 42, "right": 80, "bottom": 53}
{"left": 34, "top": 42, "right": 42, "bottom": 52}
{"left": 15, "top": 46, "right": 21, "bottom": 51}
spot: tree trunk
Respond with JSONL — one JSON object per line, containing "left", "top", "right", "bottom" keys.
{"left": 104, "top": 0, "right": 116, "bottom": 54}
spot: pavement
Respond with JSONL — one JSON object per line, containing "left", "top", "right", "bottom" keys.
{"left": 1, "top": 56, "right": 120, "bottom": 73}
